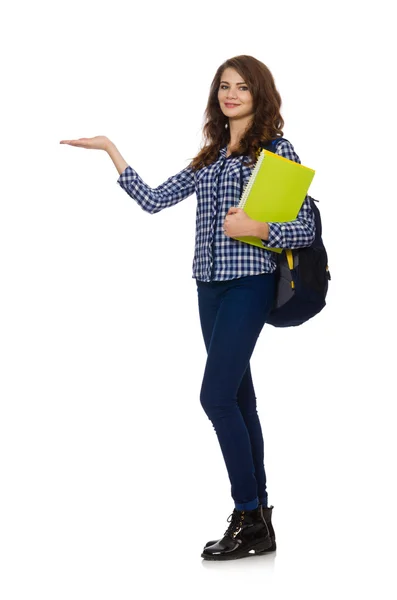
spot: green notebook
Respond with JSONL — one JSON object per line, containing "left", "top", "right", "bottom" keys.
{"left": 234, "top": 149, "right": 315, "bottom": 253}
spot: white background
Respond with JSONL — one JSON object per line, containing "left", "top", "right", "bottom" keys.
{"left": 1, "top": 0, "right": 396, "bottom": 598}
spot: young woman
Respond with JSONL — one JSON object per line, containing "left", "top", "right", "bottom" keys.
{"left": 60, "top": 54, "right": 315, "bottom": 561}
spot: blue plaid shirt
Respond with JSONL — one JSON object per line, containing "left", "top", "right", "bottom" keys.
{"left": 117, "top": 138, "right": 315, "bottom": 282}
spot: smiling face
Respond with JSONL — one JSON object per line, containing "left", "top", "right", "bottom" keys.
{"left": 217, "top": 67, "right": 254, "bottom": 122}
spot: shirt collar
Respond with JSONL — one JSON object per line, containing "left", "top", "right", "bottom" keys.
{"left": 219, "top": 146, "right": 248, "bottom": 164}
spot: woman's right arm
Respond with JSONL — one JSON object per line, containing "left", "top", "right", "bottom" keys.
{"left": 107, "top": 141, "right": 195, "bottom": 214}
{"left": 60, "top": 136, "right": 196, "bottom": 214}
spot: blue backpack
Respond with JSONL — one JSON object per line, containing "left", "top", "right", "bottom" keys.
{"left": 245, "top": 138, "right": 331, "bottom": 327}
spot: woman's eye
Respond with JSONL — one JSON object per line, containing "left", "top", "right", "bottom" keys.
{"left": 220, "top": 85, "right": 249, "bottom": 91}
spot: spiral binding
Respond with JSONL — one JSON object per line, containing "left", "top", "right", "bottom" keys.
{"left": 238, "top": 150, "right": 266, "bottom": 209}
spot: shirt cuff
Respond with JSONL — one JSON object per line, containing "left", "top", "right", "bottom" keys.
{"left": 264, "top": 222, "right": 284, "bottom": 248}
{"left": 117, "top": 165, "right": 136, "bottom": 188}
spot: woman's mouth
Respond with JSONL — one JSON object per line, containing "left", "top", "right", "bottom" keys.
{"left": 225, "top": 103, "right": 239, "bottom": 108}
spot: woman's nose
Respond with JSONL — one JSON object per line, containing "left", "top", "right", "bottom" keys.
{"left": 226, "top": 88, "right": 238, "bottom": 99}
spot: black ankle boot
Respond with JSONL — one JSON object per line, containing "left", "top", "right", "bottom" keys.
{"left": 201, "top": 505, "right": 272, "bottom": 561}
{"left": 203, "top": 505, "right": 276, "bottom": 553}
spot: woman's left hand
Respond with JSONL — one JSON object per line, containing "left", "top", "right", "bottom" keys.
{"left": 223, "top": 207, "right": 256, "bottom": 237}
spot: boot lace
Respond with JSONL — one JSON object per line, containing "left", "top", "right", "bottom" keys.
{"left": 224, "top": 509, "right": 245, "bottom": 539}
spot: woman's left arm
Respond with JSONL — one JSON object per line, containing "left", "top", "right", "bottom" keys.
{"left": 259, "top": 140, "right": 316, "bottom": 248}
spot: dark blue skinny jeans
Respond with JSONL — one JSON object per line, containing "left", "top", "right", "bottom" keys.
{"left": 196, "top": 272, "right": 276, "bottom": 511}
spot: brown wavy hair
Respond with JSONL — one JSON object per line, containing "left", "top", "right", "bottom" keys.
{"left": 188, "top": 55, "right": 284, "bottom": 171}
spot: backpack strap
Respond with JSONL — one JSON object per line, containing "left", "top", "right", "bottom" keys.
{"left": 259, "top": 137, "right": 284, "bottom": 152}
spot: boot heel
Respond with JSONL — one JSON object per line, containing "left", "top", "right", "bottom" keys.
{"left": 255, "top": 539, "right": 277, "bottom": 553}
{"left": 251, "top": 536, "right": 273, "bottom": 553}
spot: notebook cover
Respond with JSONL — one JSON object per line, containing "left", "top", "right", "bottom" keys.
{"left": 233, "top": 150, "right": 315, "bottom": 252}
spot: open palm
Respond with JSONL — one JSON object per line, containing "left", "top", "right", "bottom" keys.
{"left": 59, "top": 136, "right": 110, "bottom": 151}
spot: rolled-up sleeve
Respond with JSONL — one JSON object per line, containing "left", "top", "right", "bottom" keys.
{"left": 117, "top": 165, "right": 195, "bottom": 214}
{"left": 263, "top": 140, "right": 316, "bottom": 249}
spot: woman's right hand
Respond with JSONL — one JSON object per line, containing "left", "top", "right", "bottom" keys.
{"left": 59, "top": 136, "right": 111, "bottom": 151}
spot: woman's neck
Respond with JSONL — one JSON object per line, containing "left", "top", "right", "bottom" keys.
{"left": 227, "top": 115, "right": 253, "bottom": 150}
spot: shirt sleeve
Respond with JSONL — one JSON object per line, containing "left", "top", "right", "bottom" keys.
{"left": 117, "top": 164, "right": 195, "bottom": 214}
{"left": 262, "top": 140, "right": 316, "bottom": 249}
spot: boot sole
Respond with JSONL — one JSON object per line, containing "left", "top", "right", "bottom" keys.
{"left": 201, "top": 537, "right": 273, "bottom": 561}
{"left": 204, "top": 537, "right": 276, "bottom": 553}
